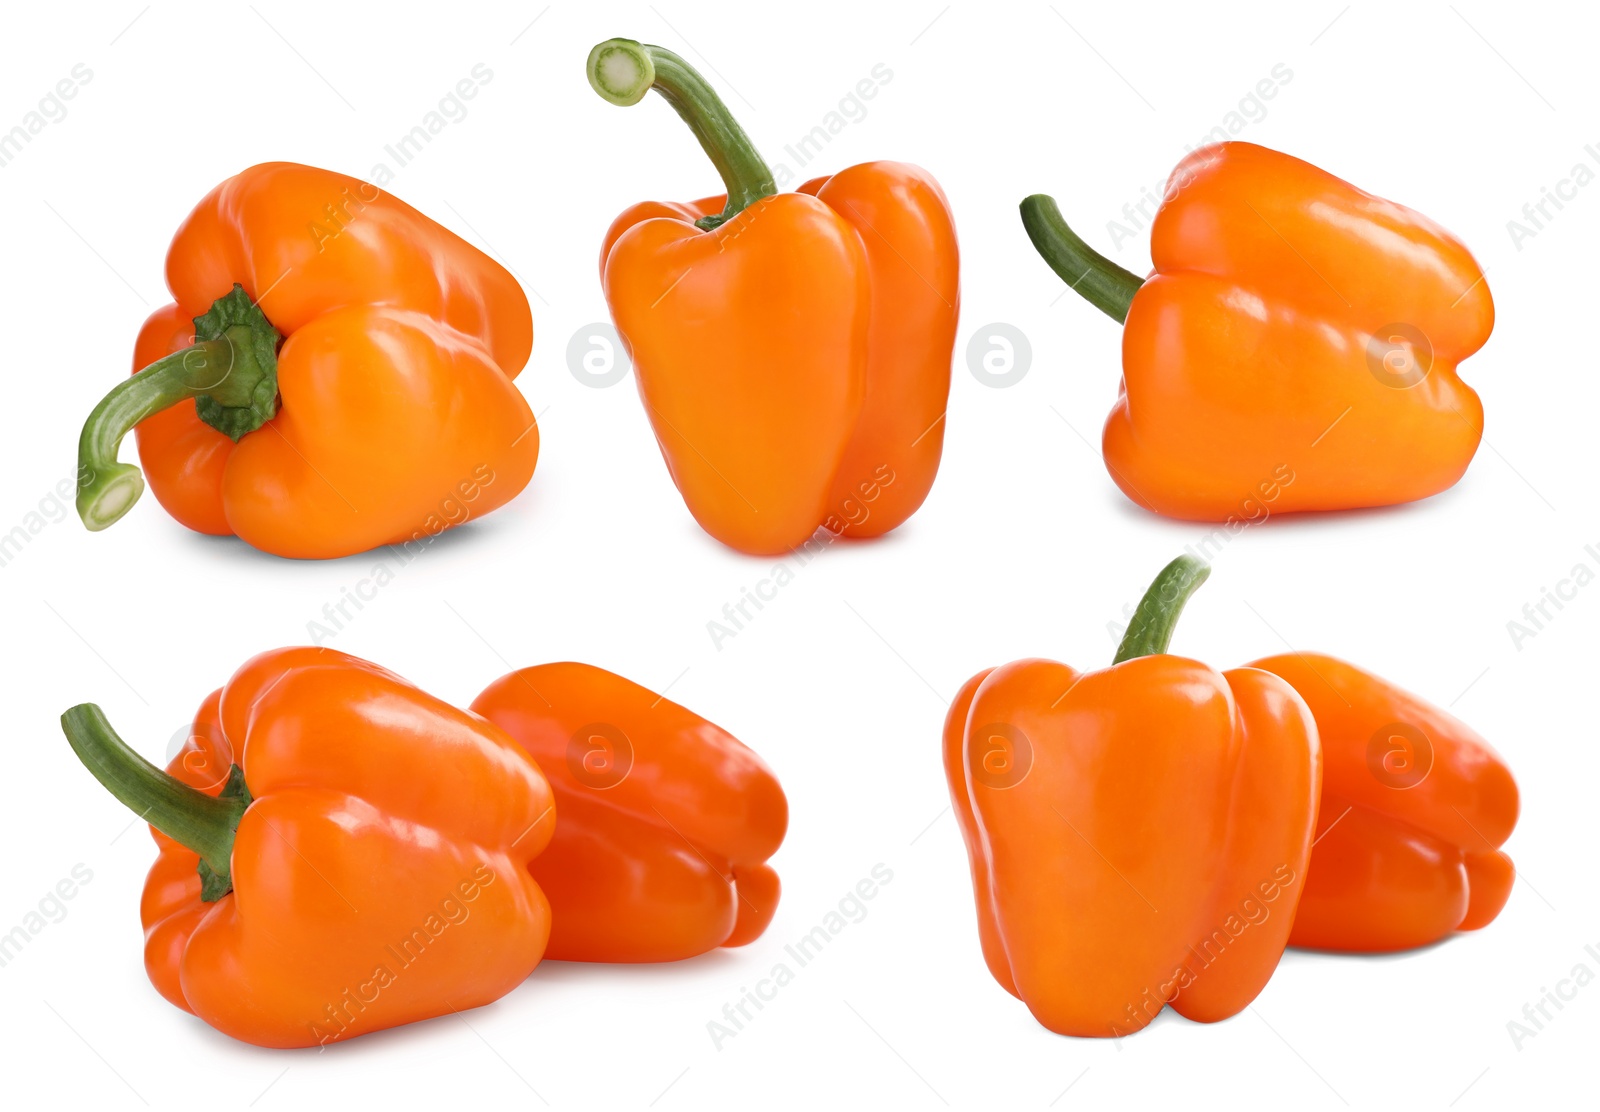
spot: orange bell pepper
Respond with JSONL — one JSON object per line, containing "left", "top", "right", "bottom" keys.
{"left": 945, "top": 556, "right": 1320, "bottom": 1036}
{"left": 1021, "top": 141, "right": 1493, "bottom": 520}
{"left": 75, "top": 162, "right": 538, "bottom": 559}
{"left": 1249, "top": 653, "right": 1519, "bottom": 952}
{"left": 60, "top": 647, "right": 555, "bottom": 1049}
{"left": 472, "top": 661, "right": 786, "bottom": 962}
{"left": 588, "top": 38, "right": 959, "bottom": 555}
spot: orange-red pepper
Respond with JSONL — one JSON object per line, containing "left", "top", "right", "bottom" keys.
{"left": 945, "top": 556, "right": 1320, "bottom": 1036}
{"left": 588, "top": 38, "right": 959, "bottom": 555}
{"left": 472, "top": 661, "right": 786, "bottom": 961}
{"left": 1022, "top": 141, "right": 1493, "bottom": 520}
{"left": 75, "top": 162, "right": 538, "bottom": 559}
{"left": 60, "top": 648, "right": 555, "bottom": 1048}
{"left": 1250, "top": 653, "right": 1519, "bottom": 952}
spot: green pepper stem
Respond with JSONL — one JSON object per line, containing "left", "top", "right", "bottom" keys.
{"left": 76, "top": 341, "right": 234, "bottom": 530}
{"left": 60, "top": 704, "right": 245, "bottom": 880}
{"left": 1020, "top": 194, "right": 1145, "bottom": 324}
{"left": 76, "top": 284, "right": 281, "bottom": 532}
{"left": 587, "top": 37, "right": 776, "bottom": 230}
{"left": 1113, "top": 555, "right": 1211, "bottom": 664}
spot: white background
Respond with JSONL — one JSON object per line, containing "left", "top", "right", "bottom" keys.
{"left": 0, "top": 1, "right": 1594, "bottom": 1108}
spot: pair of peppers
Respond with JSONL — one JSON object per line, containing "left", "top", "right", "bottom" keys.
{"left": 62, "top": 650, "right": 786, "bottom": 1048}
{"left": 77, "top": 37, "right": 961, "bottom": 561}
{"left": 592, "top": 42, "right": 1490, "bottom": 541}
{"left": 944, "top": 556, "right": 1518, "bottom": 1037}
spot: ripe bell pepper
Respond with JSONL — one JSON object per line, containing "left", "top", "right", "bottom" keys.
{"left": 472, "top": 661, "right": 786, "bottom": 962}
{"left": 1250, "top": 653, "right": 1519, "bottom": 952}
{"left": 1021, "top": 141, "right": 1493, "bottom": 520}
{"left": 59, "top": 647, "right": 555, "bottom": 1049}
{"left": 75, "top": 162, "right": 539, "bottom": 559}
{"left": 944, "top": 556, "right": 1320, "bottom": 1037}
{"left": 587, "top": 38, "right": 960, "bottom": 555}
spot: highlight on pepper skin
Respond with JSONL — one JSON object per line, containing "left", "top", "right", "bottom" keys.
{"left": 472, "top": 661, "right": 788, "bottom": 962}
{"left": 59, "top": 647, "right": 556, "bottom": 1050}
{"left": 1021, "top": 141, "right": 1493, "bottom": 521}
{"left": 945, "top": 556, "right": 1322, "bottom": 1037}
{"left": 587, "top": 37, "right": 960, "bottom": 556}
{"left": 74, "top": 162, "right": 540, "bottom": 560}
{"left": 1249, "top": 653, "right": 1520, "bottom": 953}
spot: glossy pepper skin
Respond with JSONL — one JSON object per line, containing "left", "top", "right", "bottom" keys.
{"left": 473, "top": 662, "right": 786, "bottom": 962}
{"left": 589, "top": 39, "right": 959, "bottom": 555}
{"left": 1021, "top": 142, "right": 1493, "bottom": 520}
{"left": 1250, "top": 653, "right": 1519, "bottom": 952}
{"left": 76, "top": 162, "right": 538, "bottom": 558}
{"left": 61, "top": 648, "right": 555, "bottom": 1049}
{"left": 945, "top": 557, "right": 1320, "bottom": 1037}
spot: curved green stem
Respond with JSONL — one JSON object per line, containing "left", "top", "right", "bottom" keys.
{"left": 77, "top": 341, "right": 232, "bottom": 530}
{"left": 1113, "top": 555, "right": 1211, "bottom": 664}
{"left": 61, "top": 704, "right": 249, "bottom": 899}
{"left": 587, "top": 37, "right": 776, "bottom": 230}
{"left": 76, "top": 284, "right": 281, "bottom": 532}
{"left": 1020, "top": 194, "right": 1144, "bottom": 324}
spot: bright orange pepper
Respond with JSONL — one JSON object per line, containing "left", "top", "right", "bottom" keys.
{"left": 75, "top": 162, "right": 538, "bottom": 558}
{"left": 1250, "top": 653, "right": 1519, "bottom": 951}
{"left": 60, "top": 648, "right": 555, "bottom": 1049}
{"left": 588, "top": 39, "right": 959, "bottom": 555}
{"left": 1022, "top": 141, "right": 1493, "bottom": 520}
{"left": 472, "top": 661, "right": 787, "bottom": 962}
{"left": 945, "top": 557, "right": 1320, "bottom": 1036}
